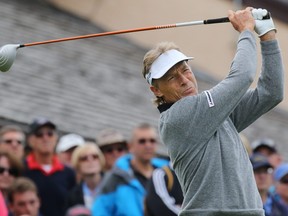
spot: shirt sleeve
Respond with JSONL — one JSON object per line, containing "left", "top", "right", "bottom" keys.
{"left": 230, "top": 39, "right": 284, "bottom": 132}
{"left": 162, "top": 30, "right": 258, "bottom": 143}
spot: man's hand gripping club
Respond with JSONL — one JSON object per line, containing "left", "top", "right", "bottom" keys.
{"left": 252, "top": 8, "right": 276, "bottom": 37}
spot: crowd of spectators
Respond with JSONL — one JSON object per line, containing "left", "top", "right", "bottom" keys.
{"left": 0, "top": 117, "right": 286, "bottom": 216}
{"left": 0, "top": 117, "right": 170, "bottom": 216}
{"left": 249, "top": 137, "right": 288, "bottom": 215}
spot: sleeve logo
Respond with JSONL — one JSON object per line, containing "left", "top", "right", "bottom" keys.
{"left": 204, "top": 90, "right": 214, "bottom": 107}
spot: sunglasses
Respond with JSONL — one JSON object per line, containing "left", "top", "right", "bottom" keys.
{"left": 79, "top": 154, "right": 99, "bottom": 162}
{"left": 1, "top": 139, "right": 23, "bottom": 145}
{"left": 101, "top": 146, "right": 126, "bottom": 154}
{"left": 137, "top": 138, "right": 157, "bottom": 145}
{"left": 0, "top": 166, "right": 18, "bottom": 177}
{"left": 34, "top": 130, "right": 54, "bottom": 138}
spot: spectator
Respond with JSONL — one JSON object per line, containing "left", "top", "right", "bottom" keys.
{"left": 92, "top": 123, "right": 169, "bottom": 216}
{"left": 65, "top": 142, "right": 105, "bottom": 210}
{"left": 56, "top": 133, "right": 85, "bottom": 167}
{"left": 250, "top": 153, "right": 276, "bottom": 214}
{"left": 0, "top": 151, "right": 22, "bottom": 203}
{"left": 272, "top": 164, "right": 288, "bottom": 212}
{"left": 7, "top": 177, "right": 42, "bottom": 216}
{"left": 95, "top": 128, "right": 128, "bottom": 172}
{"left": 145, "top": 162, "right": 183, "bottom": 216}
{"left": 23, "top": 117, "right": 76, "bottom": 216}
{"left": 0, "top": 190, "right": 8, "bottom": 216}
{"left": 0, "top": 125, "right": 25, "bottom": 160}
{"left": 251, "top": 138, "right": 283, "bottom": 168}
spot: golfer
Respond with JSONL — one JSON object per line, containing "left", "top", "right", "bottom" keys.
{"left": 142, "top": 7, "right": 284, "bottom": 216}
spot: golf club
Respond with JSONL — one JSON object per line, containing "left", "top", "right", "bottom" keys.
{"left": 0, "top": 11, "right": 270, "bottom": 72}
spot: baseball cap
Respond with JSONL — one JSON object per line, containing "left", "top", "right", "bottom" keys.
{"left": 274, "top": 163, "right": 288, "bottom": 181}
{"left": 145, "top": 49, "right": 193, "bottom": 85}
{"left": 251, "top": 138, "right": 277, "bottom": 153}
{"left": 28, "top": 117, "right": 56, "bottom": 134}
{"left": 250, "top": 153, "right": 272, "bottom": 170}
{"left": 56, "top": 133, "right": 85, "bottom": 153}
{"left": 96, "top": 128, "right": 126, "bottom": 148}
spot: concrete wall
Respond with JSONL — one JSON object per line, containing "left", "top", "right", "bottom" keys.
{"left": 48, "top": 0, "right": 288, "bottom": 111}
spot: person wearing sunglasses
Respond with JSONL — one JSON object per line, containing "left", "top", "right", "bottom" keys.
{"left": 95, "top": 128, "right": 128, "bottom": 172}
{"left": 250, "top": 153, "right": 275, "bottom": 215}
{"left": 141, "top": 7, "right": 283, "bottom": 216}
{"left": 23, "top": 117, "right": 76, "bottom": 216}
{"left": 0, "top": 151, "right": 22, "bottom": 205}
{"left": 0, "top": 125, "right": 25, "bottom": 161}
{"left": 65, "top": 142, "right": 105, "bottom": 212}
{"left": 92, "top": 123, "right": 169, "bottom": 216}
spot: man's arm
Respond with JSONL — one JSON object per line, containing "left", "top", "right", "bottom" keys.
{"left": 160, "top": 8, "right": 259, "bottom": 144}
{"left": 230, "top": 21, "right": 284, "bottom": 131}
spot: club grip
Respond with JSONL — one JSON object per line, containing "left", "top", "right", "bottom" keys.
{"left": 204, "top": 12, "right": 271, "bottom": 25}
{"left": 204, "top": 17, "right": 230, "bottom": 24}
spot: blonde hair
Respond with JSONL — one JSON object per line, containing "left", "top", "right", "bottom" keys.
{"left": 142, "top": 42, "right": 181, "bottom": 106}
{"left": 71, "top": 142, "right": 105, "bottom": 171}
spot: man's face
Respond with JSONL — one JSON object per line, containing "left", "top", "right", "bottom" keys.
{"left": 151, "top": 61, "right": 198, "bottom": 103}
{"left": 29, "top": 126, "right": 58, "bottom": 155}
{"left": 129, "top": 128, "right": 158, "bottom": 163}
{"left": 0, "top": 131, "right": 24, "bottom": 159}
{"left": 9, "top": 191, "right": 40, "bottom": 216}
{"left": 101, "top": 143, "right": 127, "bottom": 170}
{"left": 254, "top": 166, "right": 273, "bottom": 192}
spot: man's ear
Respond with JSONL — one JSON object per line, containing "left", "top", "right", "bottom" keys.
{"left": 150, "top": 85, "right": 163, "bottom": 97}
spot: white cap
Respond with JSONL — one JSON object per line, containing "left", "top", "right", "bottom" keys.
{"left": 56, "top": 133, "right": 85, "bottom": 153}
{"left": 145, "top": 49, "right": 193, "bottom": 85}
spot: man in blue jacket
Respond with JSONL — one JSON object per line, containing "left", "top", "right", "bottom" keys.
{"left": 92, "top": 123, "right": 169, "bottom": 216}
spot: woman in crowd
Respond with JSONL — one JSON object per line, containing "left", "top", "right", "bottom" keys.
{"left": 0, "top": 151, "right": 22, "bottom": 203}
{"left": 65, "top": 142, "right": 105, "bottom": 212}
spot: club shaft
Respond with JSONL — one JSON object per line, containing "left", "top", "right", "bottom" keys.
{"left": 18, "top": 17, "right": 234, "bottom": 48}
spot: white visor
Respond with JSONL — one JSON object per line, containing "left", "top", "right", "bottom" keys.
{"left": 145, "top": 49, "right": 193, "bottom": 85}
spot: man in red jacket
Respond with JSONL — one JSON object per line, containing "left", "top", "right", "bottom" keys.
{"left": 24, "top": 117, "right": 76, "bottom": 216}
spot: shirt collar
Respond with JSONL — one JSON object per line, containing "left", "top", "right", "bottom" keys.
{"left": 157, "top": 103, "right": 174, "bottom": 113}
{"left": 26, "top": 153, "right": 64, "bottom": 175}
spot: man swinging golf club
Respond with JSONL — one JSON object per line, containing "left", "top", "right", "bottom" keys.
{"left": 142, "top": 7, "right": 284, "bottom": 216}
